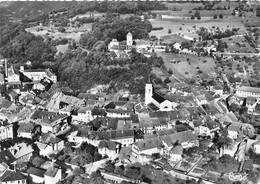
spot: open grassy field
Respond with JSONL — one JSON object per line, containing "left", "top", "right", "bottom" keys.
{"left": 221, "top": 36, "right": 256, "bottom": 53}
{"left": 26, "top": 24, "right": 92, "bottom": 43}
{"left": 161, "top": 34, "right": 189, "bottom": 43}
{"left": 150, "top": 16, "right": 246, "bottom": 39}
{"left": 56, "top": 44, "right": 69, "bottom": 54}
{"left": 157, "top": 52, "right": 216, "bottom": 79}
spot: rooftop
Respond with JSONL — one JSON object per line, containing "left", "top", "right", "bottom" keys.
{"left": 237, "top": 86, "right": 260, "bottom": 93}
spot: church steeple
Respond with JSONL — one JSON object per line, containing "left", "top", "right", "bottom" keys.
{"left": 127, "top": 32, "right": 133, "bottom": 46}
{"left": 145, "top": 74, "right": 153, "bottom": 105}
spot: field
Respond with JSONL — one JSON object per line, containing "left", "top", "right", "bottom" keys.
{"left": 221, "top": 36, "right": 256, "bottom": 53}
{"left": 56, "top": 44, "right": 69, "bottom": 54}
{"left": 161, "top": 34, "right": 189, "bottom": 44}
{"left": 26, "top": 23, "right": 92, "bottom": 43}
{"left": 157, "top": 52, "right": 216, "bottom": 79}
{"left": 149, "top": 16, "right": 247, "bottom": 39}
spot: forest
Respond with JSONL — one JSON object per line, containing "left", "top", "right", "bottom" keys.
{"left": 0, "top": 13, "right": 164, "bottom": 95}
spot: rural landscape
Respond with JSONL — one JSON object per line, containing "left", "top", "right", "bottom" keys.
{"left": 0, "top": 1, "right": 260, "bottom": 184}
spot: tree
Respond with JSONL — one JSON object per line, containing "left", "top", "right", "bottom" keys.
{"left": 104, "top": 160, "right": 115, "bottom": 173}
{"left": 256, "top": 6, "right": 260, "bottom": 17}
{"left": 168, "top": 29, "right": 172, "bottom": 34}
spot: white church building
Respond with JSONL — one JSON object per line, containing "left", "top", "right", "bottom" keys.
{"left": 145, "top": 82, "right": 177, "bottom": 111}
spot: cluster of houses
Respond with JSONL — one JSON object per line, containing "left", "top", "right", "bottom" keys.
{"left": 1, "top": 54, "right": 260, "bottom": 183}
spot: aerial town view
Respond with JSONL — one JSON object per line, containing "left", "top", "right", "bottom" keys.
{"left": 1, "top": 0, "right": 260, "bottom": 184}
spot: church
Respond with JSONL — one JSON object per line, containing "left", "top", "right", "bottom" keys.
{"left": 145, "top": 82, "right": 177, "bottom": 111}
{"left": 108, "top": 32, "right": 152, "bottom": 58}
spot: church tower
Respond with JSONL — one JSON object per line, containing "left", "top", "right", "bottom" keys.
{"left": 126, "top": 32, "right": 133, "bottom": 46}
{"left": 145, "top": 75, "right": 153, "bottom": 105}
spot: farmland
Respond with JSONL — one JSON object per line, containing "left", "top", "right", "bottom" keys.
{"left": 157, "top": 52, "right": 216, "bottom": 80}
{"left": 149, "top": 15, "right": 247, "bottom": 39}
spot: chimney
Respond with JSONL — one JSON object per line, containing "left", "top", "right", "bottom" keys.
{"left": 4, "top": 58, "right": 8, "bottom": 78}
{"left": 20, "top": 66, "right": 24, "bottom": 72}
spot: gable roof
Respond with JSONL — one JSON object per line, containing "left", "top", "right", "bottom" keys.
{"left": 0, "top": 170, "right": 26, "bottom": 182}
{"left": 134, "top": 137, "right": 163, "bottom": 151}
{"left": 152, "top": 93, "right": 166, "bottom": 104}
{"left": 160, "top": 130, "right": 197, "bottom": 147}
{"left": 27, "top": 167, "right": 46, "bottom": 178}
{"left": 44, "top": 166, "right": 59, "bottom": 178}
{"left": 0, "top": 150, "right": 16, "bottom": 165}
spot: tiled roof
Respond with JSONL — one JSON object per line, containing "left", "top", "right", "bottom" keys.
{"left": 98, "top": 140, "right": 117, "bottom": 150}
{"left": 0, "top": 97, "right": 13, "bottom": 109}
{"left": 160, "top": 130, "right": 197, "bottom": 147}
{"left": 134, "top": 137, "right": 163, "bottom": 151}
{"left": 27, "top": 167, "right": 46, "bottom": 177}
{"left": 237, "top": 86, "right": 260, "bottom": 93}
{"left": 41, "top": 132, "right": 63, "bottom": 144}
{"left": 0, "top": 150, "right": 16, "bottom": 165}
{"left": 44, "top": 167, "right": 59, "bottom": 178}
{"left": 17, "top": 123, "right": 35, "bottom": 133}
{"left": 0, "top": 170, "right": 26, "bottom": 182}
{"left": 149, "top": 111, "right": 168, "bottom": 118}
{"left": 10, "top": 143, "right": 34, "bottom": 159}
{"left": 152, "top": 93, "right": 166, "bottom": 104}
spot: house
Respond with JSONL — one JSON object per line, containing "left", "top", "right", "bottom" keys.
{"left": 29, "top": 110, "right": 70, "bottom": 134}
{"left": 72, "top": 105, "right": 94, "bottom": 123}
{"left": 252, "top": 141, "right": 260, "bottom": 154}
{"left": 110, "top": 130, "right": 134, "bottom": 147}
{"left": 40, "top": 132, "right": 64, "bottom": 152}
{"left": 98, "top": 140, "right": 120, "bottom": 159}
{"left": 36, "top": 142, "right": 53, "bottom": 157}
{"left": 0, "top": 120, "right": 13, "bottom": 141}
{"left": 0, "top": 169, "right": 27, "bottom": 184}
{"left": 246, "top": 97, "right": 257, "bottom": 113}
{"left": 106, "top": 109, "right": 133, "bottom": 118}
{"left": 212, "top": 85, "right": 224, "bottom": 96}
{"left": 193, "top": 119, "right": 211, "bottom": 137}
{"left": 220, "top": 141, "right": 240, "bottom": 157}
{"left": 168, "top": 144, "right": 183, "bottom": 162}
{"left": 195, "top": 94, "right": 208, "bottom": 106}
{"left": 45, "top": 92, "right": 84, "bottom": 115}
{"left": 6, "top": 66, "right": 20, "bottom": 84}
{"left": 227, "top": 123, "right": 243, "bottom": 140}
{"left": 168, "top": 82, "right": 189, "bottom": 94}
{"left": 44, "top": 165, "right": 62, "bottom": 184}
{"left": 20, "top": 66, "right": 57, "bottom": 83}
{"left": 236, "top": 86, "right": 260, "bottom": 100}
{"left": 9, "top": 143, "right": 34, "bottom": 164}
{"left": 27, "top": 166, "right": 46, "bottom": 184}
{"left": 17, "top": 122, "right": 41, "bottom": 139}
{"left": 160, "top": 130, "right": 198, "bottom": 150}
{"left": 132, "top": 137, "right": 163, "bottom": 158}
{"left": 0, "top": 73, "right": 4, "bottom": 85}
{"left": 0, "top": 150, "right": 16, "bottom": 167}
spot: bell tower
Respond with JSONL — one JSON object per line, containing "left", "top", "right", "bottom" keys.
{"left": 145, "top": 75, "right": 153, "bottom": 105}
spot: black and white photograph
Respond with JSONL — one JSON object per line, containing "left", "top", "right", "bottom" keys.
{"left": 0, "top": 0, "right": 260, "bottom": 183}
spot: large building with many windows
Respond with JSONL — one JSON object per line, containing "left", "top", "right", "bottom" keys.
{"left": 236, "top": 86, "right": 260, "bottom": 99}
{"left": 0, "top": 120, "right": 13, "bottom": 141}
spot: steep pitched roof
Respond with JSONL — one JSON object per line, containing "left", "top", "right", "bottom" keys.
{"left": 27, "top": 167, "right": 46, "bottom": 177}
{"left": 0, "top": 150, "right": 16, "bottom": 165}
{"left": 152, "top": 93, "right": 166, "bottom": 104}
{"left": 0, "top": 170, "right": 26, "bottom": 182}
{"left": 134, "top": 137, "right": 163, "bottom": 151}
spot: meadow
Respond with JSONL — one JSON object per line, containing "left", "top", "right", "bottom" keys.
{"left": 149, "top": 15, "right": 247, "bottom": 39}
{"left": 157, "top": 52, "right": 216, "bottom": 80}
